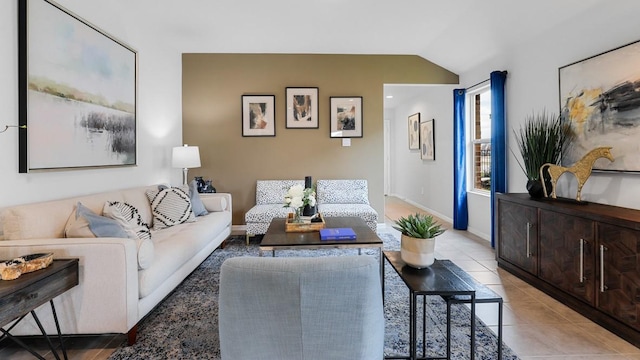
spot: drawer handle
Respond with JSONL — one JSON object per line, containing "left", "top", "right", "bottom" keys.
{"left": 579, "top": 239, "right": 585, "bottom": 283}
{"left": 600, "top": 245, "right": 607, "bottom": 293}
{"left": 526, "top": 222, "right": 532, "bottom": 258}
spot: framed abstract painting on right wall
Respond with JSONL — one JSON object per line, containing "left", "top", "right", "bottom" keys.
{"left": 559, "top": 39, "right": 640, "bottom": 172}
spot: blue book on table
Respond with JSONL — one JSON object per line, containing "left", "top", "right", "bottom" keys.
{"left": 320, "top": 228, "right": 356, "bottom": 240}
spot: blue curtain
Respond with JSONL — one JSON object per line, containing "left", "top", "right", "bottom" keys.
{"left": 453, "top": 89, "right": 468, "bottom": 230}
{"left": 490, "top": 71, "right": 508, "bottom": 248}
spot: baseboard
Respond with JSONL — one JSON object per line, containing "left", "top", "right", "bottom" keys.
{"left": 390, "top": 194, "right": 453, "bottom": 225}
{"left": 231, "top": 225, "right": 246, "bottom": 235}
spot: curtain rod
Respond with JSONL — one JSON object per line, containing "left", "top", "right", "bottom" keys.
{"left": 464, "top": 70, "right": 508, "bottom": 90}
{"left": 466, "top": 78, "right": 489, "bottom": 90}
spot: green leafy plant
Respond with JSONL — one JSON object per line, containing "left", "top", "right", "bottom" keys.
{"left": 393, "top": 213, "right": 446, "bottom": 239}
{"left": 512, "top": 110, "right": 573, "bottom": 181}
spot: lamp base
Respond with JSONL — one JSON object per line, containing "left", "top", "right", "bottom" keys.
{"left": 182, "top": 168, "right": 189, "bottom": 186}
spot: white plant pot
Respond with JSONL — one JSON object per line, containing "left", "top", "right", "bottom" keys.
{"left": 400, "top": 234, "right": 436, "bottom": 269}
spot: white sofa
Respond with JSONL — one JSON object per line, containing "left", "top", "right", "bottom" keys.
{"left": 244, "top": 179, "right": 378, "bottom": 239}
{"left": 0, "top": 185, "right": 232, "bottom": 344}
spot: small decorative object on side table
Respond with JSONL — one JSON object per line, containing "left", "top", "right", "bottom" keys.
{"left": 0, "top": 253, "right": 54, "bottom": 280}
{"left": 393, "top": 213, "right": 446, "bottom": 269}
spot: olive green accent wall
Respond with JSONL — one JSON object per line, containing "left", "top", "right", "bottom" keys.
{"left": 182, "top": 54, "right": 458, "bottom": 225}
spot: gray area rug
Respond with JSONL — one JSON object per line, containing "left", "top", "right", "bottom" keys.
{"left": 109, "top": 232, "right": 519, "bottom": 359}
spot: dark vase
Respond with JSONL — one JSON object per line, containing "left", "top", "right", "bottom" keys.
{"left": 527, "top": 179, "right": 554, "bottom": 199}
{"left": 303, "top": 204, "right": 317, "bottom": 216}
{"left": 526, "top": 180, "right": 545, "bottom": 198}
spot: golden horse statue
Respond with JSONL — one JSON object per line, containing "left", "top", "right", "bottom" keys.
{"left": 540, "top": 146, "right": 614, "bottom": 202}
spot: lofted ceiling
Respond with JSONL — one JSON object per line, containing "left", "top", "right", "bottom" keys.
{"left": 66, "top": 0, "right": 611, "bottom": 108}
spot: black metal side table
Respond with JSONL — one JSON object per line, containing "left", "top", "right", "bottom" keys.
{"left": 0, "top": 259, "right": 79, "bottom": 360}
{"left": 384, "top": 251, "right": 476, "bottom": 360}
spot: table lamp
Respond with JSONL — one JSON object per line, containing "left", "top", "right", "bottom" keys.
{"left": 172, "top": 144, "right": 201, "bottom": 185}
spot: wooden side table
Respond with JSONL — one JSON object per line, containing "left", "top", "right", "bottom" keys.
{"left": 0, "top": 259, "right": 79, "bottom": 360}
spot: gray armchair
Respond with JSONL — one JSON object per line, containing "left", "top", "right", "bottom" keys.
{"left": 218, "top": 255, "right": 384, "bottom": 360}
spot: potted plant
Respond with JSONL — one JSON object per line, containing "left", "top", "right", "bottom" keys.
{"left": 512, "top": 110, "right": 573, "bottom": 198}
{"left": 393, "top": 213, "right": 446, "bottom": 268}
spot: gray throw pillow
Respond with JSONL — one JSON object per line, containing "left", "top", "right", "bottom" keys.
{"left": 189, "top": 180, "right": 208, "bottom": 217}
{"left": 67, "top": 202, "right": 129, "bottom": 238}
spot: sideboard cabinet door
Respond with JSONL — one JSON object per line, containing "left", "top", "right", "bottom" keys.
{"left": 597, "top": 223, "right": 640, "bottom": 331}
{"left": 498, "top": 200, "right": 538, "bottom": 274}
{"left": 539, "top": 209, "right": 595, "bottom": 305}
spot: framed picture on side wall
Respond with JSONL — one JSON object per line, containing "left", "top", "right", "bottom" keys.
{"left": 559, "top": 39, "right": 640, "bottom": 172}
{"left": 408, "top": 113, "right": 420, "bottom": 150}
{"left": 18, "top": 0, "right": 138, "bottom": 172}
{"left": 242, "top": 95, "right": 276, "bottom": 137}
{"left": 286, "top": 87, "right": 319, "bottom": 128}
{"left": 420, "top": 119, "right": 435, "bottom": 160}
{"left": 329, "top": 96, "right": 363, "bottom": 138}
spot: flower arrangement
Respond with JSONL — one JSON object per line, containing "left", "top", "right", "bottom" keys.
{"left": 284, "top": 184, "right": 316, "bottom": 221}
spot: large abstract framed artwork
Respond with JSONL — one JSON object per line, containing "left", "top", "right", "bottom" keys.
{"left": 408, "top": 113, "right": 420, "bottom": 150}
{"left": 242, "top": 95, "right": 276, "bottom": 137}
{"left": 559, "top": 40, "right": 640, "bottom": 172}
{"left": 18, "top": 0, "right": 138, "bottom": 172}
{"left": 286, "top": 87, "right": 319, "bottom": 129}
{"left": 329, "top": 96, "right": 363, "bottom": 138}
{"left": 420, "top": 119, "right": 435, "bottom": 160}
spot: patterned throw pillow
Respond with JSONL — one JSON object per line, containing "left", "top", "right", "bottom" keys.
{"left": 103, "top": 201, "right": 152, "bottom": 241}
{"left": 103, "top": 201, "right": 155, "bottom": 270}
{"left": 145, "top": 186, "right": 196, "bottom": 230}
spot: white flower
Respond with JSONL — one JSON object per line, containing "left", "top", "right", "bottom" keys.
{"left": 289, "top": 196, "right": 304, "bottom": 209}
{"left": 284, "top": 184, "right": 316, "bottom": 211}
{"left": 287, "top": 184, "right": 305, "bottom": 198}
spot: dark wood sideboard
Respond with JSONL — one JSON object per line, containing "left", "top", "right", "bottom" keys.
{"left": 496, "top": 193, "right": 640, "bottom": 347}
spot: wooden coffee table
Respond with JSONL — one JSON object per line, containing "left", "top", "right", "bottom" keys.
{"left": 260, "top": 216, "right": 384, "bottom": 283}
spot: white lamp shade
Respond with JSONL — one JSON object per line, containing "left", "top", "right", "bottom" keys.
{"left": 172, "top": 145, "right": 201, "bottom": 168}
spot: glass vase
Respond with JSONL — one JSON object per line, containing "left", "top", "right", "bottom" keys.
{"left": 293, "top": 207, "right": 302, "bottom": 223}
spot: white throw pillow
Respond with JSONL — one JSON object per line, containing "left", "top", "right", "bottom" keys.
{"left": 145, "top": 186, "right": 196, "bottom": 230}
{"left": 103, "top": 201, "right": 155, "bottom": 270}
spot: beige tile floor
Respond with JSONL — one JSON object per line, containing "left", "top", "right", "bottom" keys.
{"left": 2, "top": 195, "right": 640, "bottom": 359}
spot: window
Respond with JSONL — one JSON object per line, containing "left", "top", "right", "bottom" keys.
{"left": 468, "top": 85, "right": 491, "bottom": 192}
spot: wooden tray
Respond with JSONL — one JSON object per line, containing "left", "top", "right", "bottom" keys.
{"left": 285, "top": 213, "right": 325, "bottom": 232}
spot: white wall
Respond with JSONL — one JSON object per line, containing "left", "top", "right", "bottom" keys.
{"left": 389, "top": 86, "right": 455, "bottom": 222}
{"left": 391, "top": 2, "right": 640, "bottom": 240}
{"left": 0, "top": 1, "right": 183, "bottom": 208}
{"left": 476, "top": 3, "right": 640, "bottom": 208}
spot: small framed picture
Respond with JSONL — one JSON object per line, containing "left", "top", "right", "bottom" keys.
{"left": 329, "top": 96, "right": 363, "bottom": 138}
{"left": 242, "top": 95, "right": 276, "bottom": 137}
{"left": 408, "top": 113, "right": 420, "bottom": 150}
{"left": 286, "top": 87, "right": 319, "bottom": 128}
{"left": 420, "top": 119, "right": 435, "bottom": 160}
